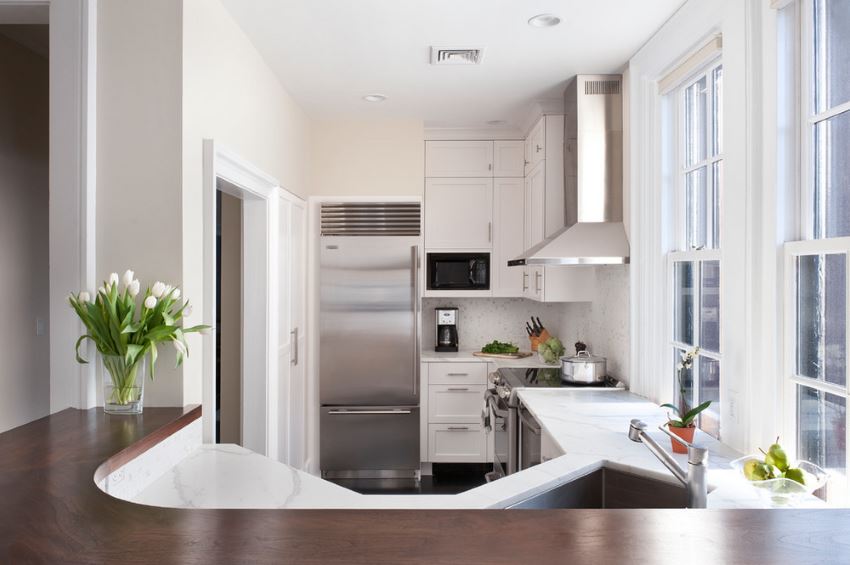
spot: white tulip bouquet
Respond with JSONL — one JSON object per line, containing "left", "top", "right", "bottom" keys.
{"left": 69, "top": 270, "right": 208, "bottom": 411}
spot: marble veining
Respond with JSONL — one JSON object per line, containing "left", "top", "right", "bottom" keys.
{"left": 124, "top": 390, "right": 826, "bottom": 510}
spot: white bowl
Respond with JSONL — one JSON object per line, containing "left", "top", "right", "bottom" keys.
{"left": 730, "top": 455, "right": 829, "bottom": 503}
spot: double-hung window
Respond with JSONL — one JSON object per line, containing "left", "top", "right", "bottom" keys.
{"left": 783, "top": 0, "right": 850, "bottom": 503}
{"left": 669, "top": 61, "right": 724, "bottom": 439}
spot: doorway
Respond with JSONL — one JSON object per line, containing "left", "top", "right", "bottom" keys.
{"left": 216, "top": 186, "right": 243, "bottom": 444}
{"left": 0, "top": 23, "right": 50, "bottom": 433}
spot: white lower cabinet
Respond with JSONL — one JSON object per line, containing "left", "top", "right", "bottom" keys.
{"left": 428, "top": 424, "right": 488, "bottom": 463}
{"left": 421, "top": 362, "right": 491, "bottom": 464}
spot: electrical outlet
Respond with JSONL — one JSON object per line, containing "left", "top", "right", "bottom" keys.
{"left": 36, "top": 318, "right": 46, "bottom": 336}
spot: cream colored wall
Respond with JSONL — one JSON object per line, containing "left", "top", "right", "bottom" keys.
{"left": 180, "top": 0, "right": 313, "bottom": 405}
{"left": 310, "top": 120, "right": 424, "bottom": 196}
{"left": 97, "top": 0, "right": 184, "bottom": 406}
{"left": 0, "top": 33, "right": 50, "bottom": 432}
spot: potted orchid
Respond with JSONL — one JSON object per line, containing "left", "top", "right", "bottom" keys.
{"left": 661, "top": 346, "right": 711, "bottom": 454}
{"left": 68, "top": 270, "right": 208, "bottom": 414}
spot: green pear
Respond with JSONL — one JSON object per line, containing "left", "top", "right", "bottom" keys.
{"left": 784, "top": 467, "right": 805, "bottom": 486}
{"left": 762, "top": 437, "right": 790, "bottom": 472}
{"left": 743, "top": 459, "right": 761, "bottom": 481}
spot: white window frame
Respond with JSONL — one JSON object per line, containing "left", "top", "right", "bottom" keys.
{"left": 667, "top": 59, "right": 724, "bottom": 438}
{"left": 782, "top": 0, "right": 850, "bottom": 502}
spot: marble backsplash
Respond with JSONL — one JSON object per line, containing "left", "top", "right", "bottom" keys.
{"left": 421, "top": 297, "right": 564, "bottom": 354}
{"left": 421, "top": 264, "right": 630, "bottom": 384}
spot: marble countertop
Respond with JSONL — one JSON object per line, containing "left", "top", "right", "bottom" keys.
{"left": 420, "top": 348, "right": 557, "bottom": 368}
{"left": 131, "top": 390, "right": 826, "bottom": 510}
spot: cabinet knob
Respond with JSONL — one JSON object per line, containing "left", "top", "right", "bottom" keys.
{"left": 536, "top": 144, "right": 542, "bottom": 153}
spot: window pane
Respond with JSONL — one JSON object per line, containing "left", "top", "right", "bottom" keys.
{"left": 709, "top": 160, "right": 722, "bottom": 249}
{"left": 684, "top": 76, "right": 707, "bottom": 167}
{"left": 814, "top": 0, "right": 850, "bottom": 113}
{"left": 797, "top": 385, "right": 846, "bottom": 480}
{"left": 673, "top": 347, "right": 694, "bottom": 415}
{"left": 686, "top": 167, "right": 707, "bottom": 249}
{"left": 700, "top": 260, "right": 720, "bottom": 353}
{"left": 813, "top": 111, "right": 850, "bottom": 238}
{"left": 674, "top": 262, "right": 695, "bottom": 345}
{"left": 796, "top": 253, "right": 847, "bottom": 386}
{"left": 699, "top": 357, "right": 720, "bottom": 439}
{"left": 711, "top": 66, "right": 723, "bottom": 156}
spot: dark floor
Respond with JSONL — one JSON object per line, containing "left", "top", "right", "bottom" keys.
{"left": 329, "top": 463, "right": 492, "bottom": 495}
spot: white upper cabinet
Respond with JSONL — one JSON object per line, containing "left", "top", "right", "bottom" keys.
{"left": 424, "top": 178, "right": 493, "bottom": 249}
{"left": 492, "top": 140, "right": 525, "bottom": 177}
{"left": 492, "top": 178, "right": 525, "bottom": 297}
{"left": 425, "top": 140, "right": 493, "bottom": 177}
{"left": 524, "top": 162, "right": 546, "bottom": 249}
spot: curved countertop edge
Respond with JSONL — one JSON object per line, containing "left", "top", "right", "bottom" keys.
{"left": 2, "top": 407, "right": 850, "bottom": 563}
{"left": 93, "top": 404, "right": 201, "bottom": 485}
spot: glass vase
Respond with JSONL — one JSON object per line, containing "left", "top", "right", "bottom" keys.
{"left": 101, "top": 354, "right": 146, "bottom": 414}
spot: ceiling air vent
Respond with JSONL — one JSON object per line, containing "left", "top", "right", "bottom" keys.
{"left": 430, "top": 46, "right": 485, "bottom": 65}
{"left": 585, "top": 80, "right": 620, "bottom": 95}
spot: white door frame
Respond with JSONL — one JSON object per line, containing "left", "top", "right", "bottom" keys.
{"left": 0, "top": 0, "right": 98, "bottom": 411}
{"left": 202, "top": 140, "right": 279, "bottom": 457}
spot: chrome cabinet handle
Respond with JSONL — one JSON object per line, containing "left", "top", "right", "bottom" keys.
{"left": 447, "top": 387, "right": 469, "bottom": 391}
{"left": 448, "top": 426, "right": 470, "bottom": 431}
{"left": 488, "top": 163, "right": 492, "bottom": 171}
{"left": 290, "top": 327, "right": 298, "bottom": 366}
{"left": 522, "top": 271, "right": 529, "bottom": 291}
{"left": 488, "top": 221, "right": 492, "bottom": 243}
{"left": 328, "top": 409, "right": 413, "bottom": 415}
{"left": 447, "top": 372, "right": 469, "bottom": 376}
{"left": 535, "top": 271, "right": 542, "bottom": 293}
{"left": 536, "top": 144, "right": 542, "bottom": 153}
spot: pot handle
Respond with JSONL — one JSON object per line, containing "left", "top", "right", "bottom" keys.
{"left": 575, "top": 350, "right": 591, "bottom": 358}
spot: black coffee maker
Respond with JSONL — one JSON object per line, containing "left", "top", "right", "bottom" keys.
{"left": 435, "top": 307, "right": 459, "bottom": 352}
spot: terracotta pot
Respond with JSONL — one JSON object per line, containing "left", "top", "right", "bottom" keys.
{"left": 667, "top": 423, "right": 695, "bottom": 454}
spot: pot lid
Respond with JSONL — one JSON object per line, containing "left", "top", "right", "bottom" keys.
{"left": 562, "top": 350, "right": 606, "bottom": 363}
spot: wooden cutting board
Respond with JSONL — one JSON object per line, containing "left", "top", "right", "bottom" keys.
{"left": 473, "top": 351, "right": 534, "bottom": 360}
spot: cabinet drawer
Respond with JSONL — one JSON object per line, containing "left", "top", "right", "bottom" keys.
{"left": 428, "top": 424, "right": 487, "bottom": 462}
{"left": 428, "top": 384, "right": 486, "bottom": 423}
{"left": 428, "top": 362, "right": 487, "bottom": 385}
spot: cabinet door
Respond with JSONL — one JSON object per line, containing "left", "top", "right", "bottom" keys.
{"left": 425, "top": 178, "right": 493, "bottom": 248}
{"left": 492, "top": 178, "right": 525, "bottom": 297}
{"left": 492, "top": 140, "right": 524, "bottom": 177}
{"left": 425, "top": 140, "right": 493, "bottom": 177}
{"left": 527, "top": 118, "right": 545, "bottom": 171}
{"left": 526, "top": 162, "right": 546, "bottom": 248}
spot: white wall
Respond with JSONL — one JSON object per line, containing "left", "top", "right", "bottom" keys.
{"left": 310, "top": 120, "right": 424, "bottom": 196}
{"left": 0, "top": 33, "right": 50, "bottom": 432}
{"left": 181, "top": 0, "right": 313, "bottom": 405}
{"left": 97, "top": 0, "right": 184, "bottom": 406}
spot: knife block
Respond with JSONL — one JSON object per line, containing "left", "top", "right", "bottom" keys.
{"left": 529, "top": 329, "right": 551, "bottom": 351}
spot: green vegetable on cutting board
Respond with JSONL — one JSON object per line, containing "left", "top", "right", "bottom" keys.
{"left": 481, "top": 340, "right": 520, "bottom": 354}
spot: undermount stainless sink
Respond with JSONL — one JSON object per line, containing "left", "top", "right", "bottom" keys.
{"left": 508, "top": 467, "right": 690, "bottom": 509}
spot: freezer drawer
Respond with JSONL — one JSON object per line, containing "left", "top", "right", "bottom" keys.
{"left": 320, "top": 406, "right": 420, "bottom": 474}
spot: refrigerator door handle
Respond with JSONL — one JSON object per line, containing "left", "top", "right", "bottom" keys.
{"left": 411, "top": 245, "right": 419, "bottom": 396}
{"left": 327, "top": 409, "right": 414, "bottom": 415}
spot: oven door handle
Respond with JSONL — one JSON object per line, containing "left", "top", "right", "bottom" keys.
{"left": 519, "top": 408, "right": 541, "bottom": 435}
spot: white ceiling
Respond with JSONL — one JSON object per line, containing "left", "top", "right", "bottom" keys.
{"left": 220, "top": 0, "right": 685, "bottom": 129}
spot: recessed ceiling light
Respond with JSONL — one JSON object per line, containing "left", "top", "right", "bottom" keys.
{"left": 528, "top": 13, "right": 561, "bottom": 28}
{"left": 486, "top": 120, "right": 507, "bottom": 126}
{"left": 362, "top": 94, "right": 387, "bottom": 103}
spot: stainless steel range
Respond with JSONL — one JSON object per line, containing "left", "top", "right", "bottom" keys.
{"left": 484, "top": 367, "right": 620, "bottom": 480}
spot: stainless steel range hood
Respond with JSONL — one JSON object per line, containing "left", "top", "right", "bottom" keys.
{"left": 509, "top": 75, "right": 629, "bottom": 266}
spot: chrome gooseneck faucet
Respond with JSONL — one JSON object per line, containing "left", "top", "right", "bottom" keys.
{"left": 627, "top": 419, "right": 708, "bottom": 508}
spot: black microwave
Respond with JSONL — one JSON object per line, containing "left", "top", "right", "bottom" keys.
{"left": 426, "top": 253, "right": 490, "bottom": 290}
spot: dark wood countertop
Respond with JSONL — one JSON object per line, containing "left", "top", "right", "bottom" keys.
{"left": 2, "top": 408, "right": 849, "bottom": 564}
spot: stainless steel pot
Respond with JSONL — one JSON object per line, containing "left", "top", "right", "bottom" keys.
{"left": 560, "top": 350, "right": 607, "bottom": 383}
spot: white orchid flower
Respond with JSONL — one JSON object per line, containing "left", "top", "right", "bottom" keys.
{"left": 128, "top": 280, "right": 140, "bottom": 297}
{"left": 173, "top": 339, "right": 188, "bottom": 355}
{"left": 78, "top": 291, "right": 91, "bottom": 303}
{"left": 144, "top": 296, "right": 157, "bottom": 309}
{"left": 121, "top": 269, "right": 135, "bottom": 289}
{"left": 677, "top": 362, "right": 684, "bottom": 371}
{"left": 108, "top": 273, "right": 119, "bottom": 287}
{"left": 151, "top": 281, "right": 166, "bottom": 298}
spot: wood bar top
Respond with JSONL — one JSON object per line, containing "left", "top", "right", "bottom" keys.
{"left": 2, "top": 407, "right": 850, "bottom": 564}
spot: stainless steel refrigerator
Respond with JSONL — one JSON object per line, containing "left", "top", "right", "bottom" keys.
{"left": 319, "top": 202, "right": 421, "bottom": 481}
